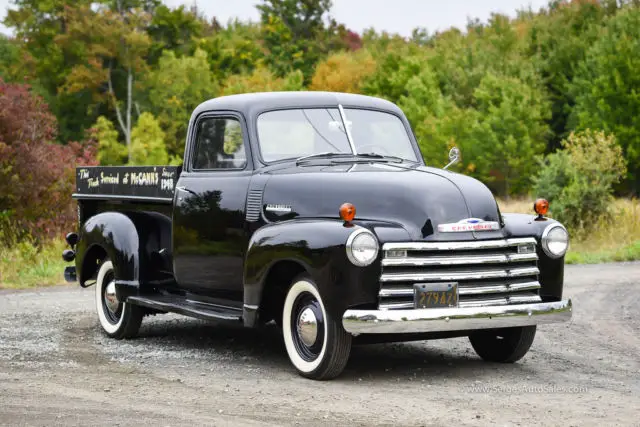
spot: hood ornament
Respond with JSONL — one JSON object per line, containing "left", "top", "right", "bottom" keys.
{"left": 443, "top": 146, "right": 460, "bottom": 170}
{"left": 438, "top": 218, "right": 500, "bottom": 233}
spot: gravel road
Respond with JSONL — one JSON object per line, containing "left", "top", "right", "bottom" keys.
{"left": 1, "top": 263, "right": 639, "bottom": 426}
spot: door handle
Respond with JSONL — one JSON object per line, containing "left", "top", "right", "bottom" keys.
{"left": 176, "top": 186, "right": 198, "bottom": 196}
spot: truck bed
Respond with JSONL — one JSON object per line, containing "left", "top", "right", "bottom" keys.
{"left": 73, "top": 166, "right": 180, "bottom": 203}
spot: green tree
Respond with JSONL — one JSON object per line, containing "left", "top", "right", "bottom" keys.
{"left": 3, "top": 0, "right": 99, "bottom": 142}
{"left": 533, "top": 130, "right": 627, "bottom": 230}
{"left": 257, "top": 0, "right": 333, "bottom": 81}
{"left": 0, "top": 35, "right": 23, "bottom": 82}
{"left": 197, "top": 21, "right": 265, "bottom": 81}
{"left": 402, "top": 70, "right": 550, "bottom": 195}
{"left": 569, "top": 6, "right": 640, "bottom": 193}
{"left": 129, "top": 112, "right": 168, "bottom": 165}
{"left": 94, "top": 116, "right": 127, "bottom": 165}
{"left": 56, "top": 3, "right": 152, "bottom": 161}
{"left": 361, "top": 47, "right": 427, "bottom": 103}
{"left": 526, "top": 0, "right": 606, "bottom": 150}
{"left": 257, "top": 0, "right": 331, "bottom": 39}
{"left": 147, "top": 4, "right": 204, "bottom": 64}
{"left": 145, "top": 49, "right": 218, "bottom": 158}
{"left": 393, "top": 60, "right": 465, "bottom": 166}
{"left": 427, "top": 14, "right": 540, "bottom": 109}
{"left": 467, "top": 73, "right": 550, "bottom": 195}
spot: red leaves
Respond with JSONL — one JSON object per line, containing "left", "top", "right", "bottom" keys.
{"left": 0, "top": 80, "right": 56, "bottom": 146}
{"left": 0, "top": 78, "right": 97, "bottom": 243}
{"left": 342, "top": 30, "right": 363, "bottom": 52}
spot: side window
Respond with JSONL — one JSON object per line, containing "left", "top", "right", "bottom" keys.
{"left": 192, "top": 117, "right": 247, "bottom": 170}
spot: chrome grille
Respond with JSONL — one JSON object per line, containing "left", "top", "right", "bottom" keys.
{"left": 379, "top": 238, "right": 541, "bottom": 310}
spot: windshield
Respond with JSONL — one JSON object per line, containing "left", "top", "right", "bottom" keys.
{"left": 256, "top": 108, "right": 419, "bottom": 163}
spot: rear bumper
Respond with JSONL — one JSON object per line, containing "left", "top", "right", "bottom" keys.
{"left": 342, "top": 299, "right": 572, "bottom": 335}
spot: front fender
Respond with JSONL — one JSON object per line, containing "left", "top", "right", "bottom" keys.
{"left": 243, "top": 219, "right": 384, "bottom": 323}
{"left": 502, "top": 213, "right": 566, "bottom": 301}
{"left": 76, "top": 212, "right": 140, "bottom": 298}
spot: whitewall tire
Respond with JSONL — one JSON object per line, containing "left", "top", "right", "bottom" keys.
{"left": 282, "top": 276, "right": 352, "bottom": 380}
{"left": 95, "top": 260, "right": 143, "bottom": 339}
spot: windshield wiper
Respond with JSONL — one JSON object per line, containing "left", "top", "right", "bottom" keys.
{"left": 354, "top": 152, "right": 405, "bottom": 163}
{"left": 296, "top": 151, "right": 408, "bottom": 165}
{"left": 295, "top": 152, "right": 352, "bottom": 165}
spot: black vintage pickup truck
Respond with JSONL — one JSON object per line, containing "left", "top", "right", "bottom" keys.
{"left": 63, "top": 92, "right": 572, "bottom": 379}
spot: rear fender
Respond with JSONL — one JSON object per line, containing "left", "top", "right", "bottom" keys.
{"left": 76, "top": 212, "right": 140, "bottom": 299}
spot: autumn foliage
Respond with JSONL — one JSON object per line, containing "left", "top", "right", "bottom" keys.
{"left": 1, "top": 0, "right": 640, "bottom": 244}
{"left": 0, "top": 78, "right": 97, "bottom": 242}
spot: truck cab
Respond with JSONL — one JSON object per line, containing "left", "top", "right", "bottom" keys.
{"left": 64, "top": 92, "right": 572, "bottom": 380}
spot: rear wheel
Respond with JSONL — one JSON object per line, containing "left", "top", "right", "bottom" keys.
{"left": 282, "top": 276, "right": 352, "bottom": 380}
{"left": 469, "top": 326, "right": 537, "bottom": 363}
{"left": 95, "top": 260, "right": 143, "bottom": 339}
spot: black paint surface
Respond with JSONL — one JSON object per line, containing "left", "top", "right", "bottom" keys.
{"left": 69, "top": 92, "right": 566, "bottom": 328}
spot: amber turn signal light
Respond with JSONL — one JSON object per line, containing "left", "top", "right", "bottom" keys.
{"left": 340, "top": 203, "right": 356, "bottom": 222}
{"left": 534, "top": 198, "right": 549, "bottom": 216}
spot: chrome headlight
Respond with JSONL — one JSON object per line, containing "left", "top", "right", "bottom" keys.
{"left": 541, "top": 223, "right": 569, "bottom": 258}
{"left": 346, "top": 228, "right": 379, "bottom": 267}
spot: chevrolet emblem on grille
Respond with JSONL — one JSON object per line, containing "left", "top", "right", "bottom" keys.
{"left": 438, "top": 218, "right": 500, "bottom": 233}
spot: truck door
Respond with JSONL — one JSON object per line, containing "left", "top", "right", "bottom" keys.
{"left": 172, "top": 113, "right": 252, "bottom": 304}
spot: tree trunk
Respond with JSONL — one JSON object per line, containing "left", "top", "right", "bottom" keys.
{"left": 107, "top": 65, "right": 133, "bottom": 162}
{"left": 126, "top": 67, "right": 133, "bottom": 160}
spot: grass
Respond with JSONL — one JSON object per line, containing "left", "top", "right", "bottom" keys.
{"left": 1, "top": 198, "right": 638, "bottom": 289}
{"left": 0, "top": 238, "right": 68, "bottom": 289}
{"left": 498, "top": 198, "right": 640, "bottom": 264}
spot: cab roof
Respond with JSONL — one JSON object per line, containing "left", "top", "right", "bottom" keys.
{"left": 192, "top": 91, "right": 404, "bottom": 119}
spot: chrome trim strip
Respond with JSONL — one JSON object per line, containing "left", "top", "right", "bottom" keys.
{"left": 457, "top": 294, "right": 542, "bottom": 308}
{"left": 342, "top": 299, "right": 573, "bottom": 334}
{"left": 379, "top": 301, "right": 415, "bottom": 310}
{"left": 378, "top": 281, "right": 541, "bottom": 297}
{"left": 507, "top": 294, "right": 543, "bottom": 304}
{"left": 379, "top": 266, "right": 539, "bottom": 282}
{"left": 379, "top": 288, "right": 414, "bottom": 297}
{"left": 459, "top": 298, "right": 509, "bottom": 308}
{"left": 265, "top": 204, "right": 292, "bottom": 213}
{"left": 382, "top": 238, "right": 537, "bottom": 252}
{"left": 382, "top": 252, "right": 538, "bottom": 266}
{"left": 72, "top": 193, "right": 173, "bottom": 203}
{"left": 458, "top": 281, "right": 541, "bottom": 296}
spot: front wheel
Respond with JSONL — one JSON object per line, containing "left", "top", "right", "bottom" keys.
{"left": 469, "top": 326, "right": 537, "bottom": 363}
{"left": 282, "top": 276, "right": 352, "bottom": 380}
{"left": 95, "top": 260, "right": 143, "bottom": 339}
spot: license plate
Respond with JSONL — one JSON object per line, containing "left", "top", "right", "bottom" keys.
{"left": 414, "top": 282, "right": 458, "bottom": 308}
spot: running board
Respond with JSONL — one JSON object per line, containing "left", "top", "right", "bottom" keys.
{"left": 127, "top": 295, "right": 243, "bottom": 323}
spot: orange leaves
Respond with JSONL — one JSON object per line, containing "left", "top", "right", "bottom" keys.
{"left": 309, "top": 50, "right": 377, "bottom": 93}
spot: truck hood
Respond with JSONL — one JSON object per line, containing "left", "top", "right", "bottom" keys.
{"left": 261, "top": 162, "right": 504, "bottom": 241}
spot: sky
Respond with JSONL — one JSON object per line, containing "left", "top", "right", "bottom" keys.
{"left": 0, "top": 0, "right": 549, "bottom": 37}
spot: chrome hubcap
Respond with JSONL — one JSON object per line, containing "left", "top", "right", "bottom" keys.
{"left": 104, "top": 281, "right": 119, "bottom": 314}
{"left": 297, "top": 307, "right": 318, "bottom": 347}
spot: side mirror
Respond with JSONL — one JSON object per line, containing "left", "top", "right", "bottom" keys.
{"left": 444, "top": 146, "right": 460, "bottom": 170}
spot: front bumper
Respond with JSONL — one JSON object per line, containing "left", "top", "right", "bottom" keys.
{"left": 342, "top": 299, "right": 572, "bottom": 335}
